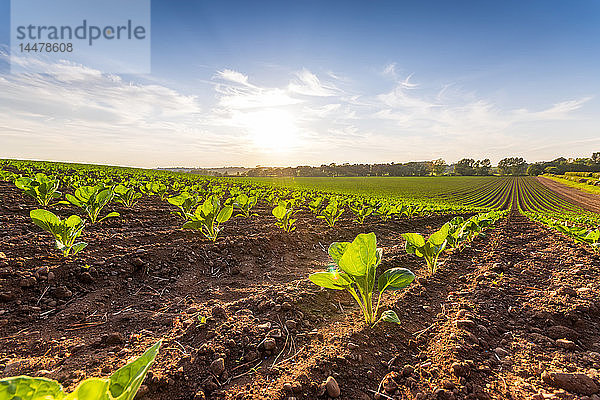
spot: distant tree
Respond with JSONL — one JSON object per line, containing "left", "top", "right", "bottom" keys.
{"left": 593, "top": 152, "right": 600, "bottom": 164}
{"left": 498, "top": 157, "right": 527, "bottom": 176}
{"left": 527, "top": 163, "right": 544, "bottom": 176}
{"left": 474, "top": 159, "right": 491, "bottom": 176}
{"left": 455, "top": 158, "right": 475, "bottom": 176}
{"left": 545, "top": 166, "right": 559, "bottom": 174}
{"left": 552, "top": 157, "right": 567, "bottom": 164}
{"left": 432, "top": 159, "right": 447, "bottom": 176}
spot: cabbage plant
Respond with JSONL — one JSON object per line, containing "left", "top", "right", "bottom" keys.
{"left": 233, "top": 193, "right": 258, "bottom": 218}
{"left": 402, "top": 224, "right": 449, "bottom": 273}
{"left": 0, "top": 341, "right": 160, "bottom": 400}
{"left": 310, "top": 233, "right": 414, "bottom": 326}
{"left": 272, "top": 200, "right": 298, "bottom": 232}
{"left": 183, "top": 195, "right": 233, "bottom": 241}
{"left": 349, "top": 201, "right": 374, "bottom": 224}
{"left": 113, "top": 184, "right": 142, "bottom": 208}
{"left": 308, "top": 196, "right": 325, "bottom": 215}
{"left": 15, "top": 173, "right": 62, "bottom": 206}
{"left": 317, "top": 199, "right": 344, "bottom": 228}
{"left": 168, "top": 191, "right": 200, "bottom": 221}
{"left": 141, "top": 182, "right": 169, "bottom": 199}
{"left": 65, "top": 185, "right": 119, "bottom": 224}
{"left": 30, "top": 209, "right": 87, "bottom": 257}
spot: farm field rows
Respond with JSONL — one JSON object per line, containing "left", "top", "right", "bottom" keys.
{"left": 0, "top": 160, "right": 599, "bottom": 400}
{"left": 241, "top": 176, "right": 502, "bottom": 202}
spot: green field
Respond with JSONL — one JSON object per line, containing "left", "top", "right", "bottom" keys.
{"left": 241, "top": 176, "right": 499, "bottom": 200}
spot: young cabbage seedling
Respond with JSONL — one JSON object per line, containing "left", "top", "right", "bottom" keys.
{"left": 374, "top": 202, "right": 395, "bottom": 221}
{"left": 15, "top": 173, "right": 62, "bottom": 206}
{"left": 168, "top": 191, "right": 200, "bottom": 221}
{"left": 0, "top": 169, "right": 18, "bottom": 182}
{"left": 30, "top": 209, "right": 87, "bottom": 257}
{"left": 65, "top": 185, "right": 120, "bottom": 223}
{"left": 398, "top": 204, "right": 425, "bottom": 218}
{"left": 141, "top": 182, "right": 169, "bottom": 199}
{"left": 402, "top": 224, "right": 449, "bottom": 273}
{"left": 582, "top": 229, "right": 600, "bottom": 251}
{"left": 309, "top": 232, "right": 414, "bottom": 326}
{"left": 349, "top": 201, "right": 374, "bottom": 224}
{"left": 183, "top": 195, "right": 233, "bottom": 242}
{"left": 317, "top": 199, "right": 344, "bottom": 228}
{"left": 272, "top": 200, "right": 298, "bottom": 232}
{"left": 0, "top": 341, "right": 160, "bottom": 400}
{"left": 444, "top": 216, "right": 466, "bottom": 249}
{"left": 308, "top": 196, "right": 325, "bottom": 215}
{"left": 233, "top": 193, "right": 258, "bottom": 218}
{"left": 113, "top": 184, "right": 142, "bottom": 208}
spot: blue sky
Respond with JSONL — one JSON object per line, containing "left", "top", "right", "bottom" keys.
{"left": 1, "top": 0, "right": 599, "bottom": 167}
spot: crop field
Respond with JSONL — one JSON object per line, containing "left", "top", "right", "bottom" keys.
{"left": 1, "top": 159, "right": 600, "bottom": 400}
{"left": 241, "top": 176, "right": 500, "bottom": 201}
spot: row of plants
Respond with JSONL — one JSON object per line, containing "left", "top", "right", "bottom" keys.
{"left": 0, "top": 162, "right": 492, "bottom": 254}
{"left": 524, "top": 211, "right": 600, "bottom": 252}
{"left": 309, "top": 210, "right": 507, "bottom": 327}
{"left": 502, "top": 175, "right": 600, "bottom": 252}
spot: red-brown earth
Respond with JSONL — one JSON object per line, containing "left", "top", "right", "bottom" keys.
{"left": 1, "top": 181, "right": 599, "bottom": 400}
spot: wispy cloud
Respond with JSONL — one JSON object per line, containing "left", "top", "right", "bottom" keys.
{"left": 288, "top": 69, "right": 339, "bottom": 97}
{"left": 215, "top": 69, "right": 252, "bottom": 86}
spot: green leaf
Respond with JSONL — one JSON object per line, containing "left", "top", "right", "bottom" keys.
{"left": 201, "top": 197, "right": 217, "bottom": 215}
{"left": 108, "top": 341, "right": 161, "bottom": 400}
{"left": 63, "top": 378, "right": 109, "bottom": 400}
{"left": 402, "top": 233, "right": 425, "bottom": 248}
{"left": 65, "top": 193, "right": 83, "bottom": 208}
{"left": 377, "top": 268, "right": 415, "bottom": 293}
{"left": 15, "top": 177, "right": 32, "bottom": 190}
{"left": 328, "top": 242, "right": 349, "bottom": 263}
{"left": 99, "top": 212, "right": 120, "bottom": 222}
{"left": 235, "top": 194, "right": 248, "bottom": 206}
{"left": 183, "top": 221, "right": 203, "bottom": 230}
{"left": 75, "top": 186, "right": 95, "bottom": 202}
{"left": 0, "top": 376, "right": 65, "bottom": 400}
{"left": 338, "top": 232, "right": 377, "bottom": 277}
{"left": 379, "top": 310, "right": 401, "bottom": 324}
{"left": 65, "top": 215, "right": 83, "bottom": 228}
{"left": 309, "top": 270, "right": 352, "bottom": 290}
{"left": 216, "top": 206, "right": 233, "bottom": 223}
{"left": 71, "top": 242, "right": 88, "bottom": 256}
{"left": 30, "top": 209, "right": 60, "bottom": 233}
{"left": 272, "top": 205, "right": 286, "bottom": 219}
{"left": 428, "top": 224, "right": 449, "bottom": 246}
{"left": 402, "top": 233, "right": 425, "bottom": 257}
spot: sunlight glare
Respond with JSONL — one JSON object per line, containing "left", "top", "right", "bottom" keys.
{"left": 241, "top": 109, "right": 299, "bottom": 151}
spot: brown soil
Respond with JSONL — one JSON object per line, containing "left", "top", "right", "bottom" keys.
{"left": 1, "top": 182, "right": 600, "bottom": 400}
{"left": 537, "top": 177, "right": 600, "bottom": 213}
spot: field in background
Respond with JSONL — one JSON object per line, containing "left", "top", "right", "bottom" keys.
{"left": 241, "top": 176, "right": 498, "bottom": 199}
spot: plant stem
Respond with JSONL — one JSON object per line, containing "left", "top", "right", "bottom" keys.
{"left": 347, "top": 287, "right": 366, "bottom": 317}
{"left": 373, "top": 291, "right": 383, "bottom": 320}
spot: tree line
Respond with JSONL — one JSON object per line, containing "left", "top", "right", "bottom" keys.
{"left": 214, "top": 152, "right": 600, "bottom": 177}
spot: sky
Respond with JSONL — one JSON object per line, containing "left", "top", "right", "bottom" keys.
{"left": 0, "top": 0, "right": 599, "bottom": 168}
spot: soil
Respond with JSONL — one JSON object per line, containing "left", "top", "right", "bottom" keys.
{"left": 537, "top": 177, "right": 600, "bottom": 213}
{"left": 1, "top": 181, "right": 600, "bottom": 400}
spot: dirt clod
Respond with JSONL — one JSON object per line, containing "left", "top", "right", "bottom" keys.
{"left": 209, "top": 358, "right": 225, "bottom": 376}
{"left": 541, "top": 371, "right": 599, "bottom": 395}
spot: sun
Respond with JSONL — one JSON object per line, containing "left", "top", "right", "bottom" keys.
{"left": 242, "top": 109, "right": 299, "bottom": 151}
